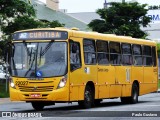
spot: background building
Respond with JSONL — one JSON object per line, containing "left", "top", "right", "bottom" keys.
{"left": 31, "top": 0, "right": 88, "bottom": 30}
{"left": 68, "top": 0, "right": 160, "bottom": 41}
{"left": 102, "top": 0, "right": 160, "bottom": 41}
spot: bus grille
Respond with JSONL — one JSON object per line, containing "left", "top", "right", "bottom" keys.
{"left": 18, "top": 86, "right": 54, "bottom": 92}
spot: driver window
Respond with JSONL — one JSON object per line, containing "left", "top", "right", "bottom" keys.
{"left": 70, "top": 41, "right": 81, "bottom": 71}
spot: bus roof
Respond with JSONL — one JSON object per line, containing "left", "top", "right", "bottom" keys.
{"left": 13, "top": 28, "right": 156, "bottom": 46}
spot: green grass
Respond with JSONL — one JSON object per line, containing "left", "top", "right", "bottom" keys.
{"left": 0, "top": 80, "right": 9, "bottom": 98}
{"left": 159, "top": 80, "right": 160, "bottom": 89}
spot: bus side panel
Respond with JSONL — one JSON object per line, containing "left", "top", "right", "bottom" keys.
{"left": 69, "top": 67, "right": 91, "bottom": 101}
{"left": 142, "top": 67, "right": 158, "bottom": 95}
{"left": 115, "top": 66, "right": 131, "bottom": 97}
{"left": 121, "top": 84, "right": 132, "bottom": 96}
{"left": 109, "top": 66, "right": 121, "bottom": 98}
{"left": 131, "top": 66, "right": 143, "bottom": 94}
{"left": 116, "top": 66, "right": 132, "bottom": 97}
{"left": 97, "top": 66, "right": 113, "bottom": 99}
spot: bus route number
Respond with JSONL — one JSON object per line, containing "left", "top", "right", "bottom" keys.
{"left": 15, "top": 81, "right": 29, "bottom": 86}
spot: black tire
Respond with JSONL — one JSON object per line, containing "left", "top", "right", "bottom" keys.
{"left": 120, "top": 97, "right": 130, "bottom": 104}
{"left": 78, "top": 85, "right": 94, "bottom": 109}
{"left": 121, "top": 83, "right": 138, "bottom": 104}
{"left": 94, "top": 99, "right": 102, "bottom": 106}
{"left": 31, "top": 102, "right": 44, "bottom": 111}
{"left": 130, "top": 83, "right": 139, "bottom": 104}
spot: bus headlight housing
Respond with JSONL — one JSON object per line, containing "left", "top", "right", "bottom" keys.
{"left": 57, "top": 75, "right": 67, "bottom": 89}
{"left": 9, "top": 78, "right": 16, "bottom": 89}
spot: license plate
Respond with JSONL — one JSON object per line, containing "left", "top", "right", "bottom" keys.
{"left": 30, "top": 93, "right": 41, "bottom": 98}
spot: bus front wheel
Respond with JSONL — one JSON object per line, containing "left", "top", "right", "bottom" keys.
{"left": 31, "top": 102, "right": 44, "bottom": 111}
{"left": 78, "top": 85, "right": 94, "bottom": 109}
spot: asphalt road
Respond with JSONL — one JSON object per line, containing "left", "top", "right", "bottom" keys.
{"left": 0, "top": 92, "right": 160, "bottom": 120}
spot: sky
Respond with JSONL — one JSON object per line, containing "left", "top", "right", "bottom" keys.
{"left": 59, "top": 0, "right": 104, "bottom": 13}
{"left": 39, "top": 0, "right": 160, "bottom": 13}
{"left": 40, "top": 0, "right": 104, "bottom": 13}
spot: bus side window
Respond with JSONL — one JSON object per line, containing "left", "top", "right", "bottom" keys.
{"left": 109, "top": 42, "right": 121, "bottom": 65}
{"left": 133, "top": 44, "right": 142, "bottom": 66}
{"left": 97, "top": 40, "right": 109, "bottom": 65}
{"left": 122, "top": 43, "right": 132, "bottom": 65}
{"left": 83, "top": 39, "right": 96, "bottom": 65}
{"left": 70, "top": 41, "right": 81, "bottom": 71}
{"left": 152, "top": 47, "right": 157, "bottom": 66}
{"left": 143, "top": 46, "right": 152, "bottom": 66}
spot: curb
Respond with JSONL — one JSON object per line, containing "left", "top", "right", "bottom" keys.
{"left": 0, "top": 98, "right": 10, "bottom": 104}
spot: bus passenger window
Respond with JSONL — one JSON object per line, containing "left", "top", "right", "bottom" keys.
{"left": 70, "top": 41, "right": 81, "bottom": 71}
{"left": 109, "top": 42, "right": 121, "bottom": 65}
{"left": 83, "top": 39, "right": 96, "bottom": 65}
{"left": 133, "top": 45, "right": 142, "bottom": 66}
{"left": 122, "top": 43, "right": 132, "bottom": 65}
{"left": 97, "top": 40, "right": 109, "bottom": 65}
{"left": 143, "top": 46, "right": 152, "bottom": 66}
{"left": 152, "top": 47, "right": 157, "bottom": 66}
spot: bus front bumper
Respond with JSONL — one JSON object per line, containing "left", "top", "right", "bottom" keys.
{"left": 10, "top": 87, "right": 69, "bottom": 102}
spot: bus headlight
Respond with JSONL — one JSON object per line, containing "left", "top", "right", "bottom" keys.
{"left": 9, "top": 78, "right": 16, "bottom": 89}
{"left": 57, "top": 75, "right": 67, "bottom": 89}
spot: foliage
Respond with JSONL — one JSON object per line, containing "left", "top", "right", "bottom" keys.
{"left": 0, "top": 0, "right": 35, "bottom": 18}
{"left": 88, "top": 2, "right": 151, "bottom": 38}
{"left": 0, "top": 0, "right": 64, "bottom": 58}
{"left": 0, "top": 80, "right": 9, "bottom": 98}
{"left": 157, "top": 43, "right": 160, "bottom": 55}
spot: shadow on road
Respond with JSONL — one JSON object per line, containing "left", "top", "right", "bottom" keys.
{"left": 21, "top": 100, "right": 151, "bottom": 112}
{"left": 15, "top": 100, "right": 153, "bottom": 117}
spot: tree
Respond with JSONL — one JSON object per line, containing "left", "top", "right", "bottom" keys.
{"left": 0, "top": 0, "right": 64, "bottom": 40}
{"left": 88, "top": 2, "right": 151, "bottom": 38}
{"left": 0, "top": 0, "right": 64, "bottom": 59}
{"left": 157, "top": 43, "right": 160, "bottom": 56}
{"left": 1, "top": 16, "right": 64, "bottom": 40}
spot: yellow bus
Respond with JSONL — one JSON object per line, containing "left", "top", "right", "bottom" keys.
{"left": 8, "top": 27, "right": 158, "bottom": 110}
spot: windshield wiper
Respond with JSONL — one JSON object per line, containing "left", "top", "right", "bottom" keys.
{"left": 23, "top": 42, "right": 34, "bottom": 65}
{"left": 38, "top": 46, "right": 42, "bottom": 66}
{"left": 35, "top": 43, "right": 39, "bottom": 77}
{"left": 28, "top": 48, "right": 33, "bottom": 65}
{"left": 24, "top": 52, "right": 36, "bottom": 77}
{"left": 23, "top": 42, "right": 30, "bottom": 56}
{"left": 40, "top": 41, "right": 53, "bottom": 56}
{"left": 38, "top": 41, "right": 53, "bottom": 66}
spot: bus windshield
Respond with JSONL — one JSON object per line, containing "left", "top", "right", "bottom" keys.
{"left": 11, "top": 41, "right": 67, "bottom": 78}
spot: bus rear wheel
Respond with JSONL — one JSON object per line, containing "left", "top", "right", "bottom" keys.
{"left": 120, "top": 83, "right": 139, "bottom": 104}
{"left": 130, "top": 83, "right": 139, "bottom": 104}
{"left": 94, "top": 99, "right": 102, "bottom": 106}
{"left": 120, "top": 97, "right": 130, "bottom": 104}
{"left": 31, "top": 102, "right": 44, "bottom": 111}
{"left": 78, "top": 85, "right": 94, "bottom": 109}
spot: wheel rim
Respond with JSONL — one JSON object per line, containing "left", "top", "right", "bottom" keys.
{"left": 132, "top": 85, "right": 138, "bottom": 103}
{"left": 133, "top": 89, "right": 137, "bottom": 101}
{"left": 85, "top": 90, "right": 91, "bottom": 103}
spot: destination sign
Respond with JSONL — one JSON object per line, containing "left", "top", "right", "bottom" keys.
{"left": 13, "top": 30, "right": 68, "bottom": 40}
